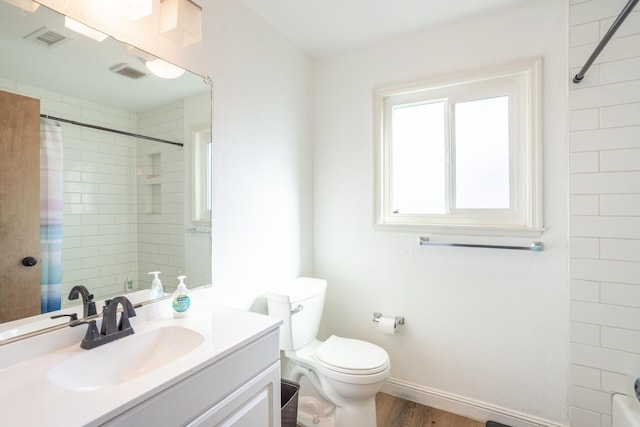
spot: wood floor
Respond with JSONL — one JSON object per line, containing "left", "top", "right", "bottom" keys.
{"left": 294, "top": 392, "right": 485, "bottom": 427}
{"left": 375, "top": 393, "right": 485, "bottom": 427}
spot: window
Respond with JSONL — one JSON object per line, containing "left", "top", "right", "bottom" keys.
{"left": 191, "top": 124, "right": 212, "bottom": 224}
{"left": 373, "top": 58, "right": 543, "bottom": 236}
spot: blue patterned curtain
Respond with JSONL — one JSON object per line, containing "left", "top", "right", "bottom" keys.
{"left": 40, "top": 118, "right": 63, "bottom": 313}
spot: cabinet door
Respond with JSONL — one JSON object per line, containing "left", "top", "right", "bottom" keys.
{"left": 101, "top": 330, "right": 280, "bottom": 427}
{"left": 188, "top": 363, "right": 281, "bottom": 427}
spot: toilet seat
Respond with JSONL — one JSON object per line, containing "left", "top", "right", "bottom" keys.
{"left": 315, "top": 335, "right": 389, "bottom": 375}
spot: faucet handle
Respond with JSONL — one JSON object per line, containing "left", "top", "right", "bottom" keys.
{"left": 51, "top": 313, "right": 78, "bottom": 322}
{"left": 85, "top": 293, "right": 97, "bottom": 317}
{"left": 87, "top": 301, "right": 97, "bottom": 317}
{"left": 70, "top": 320, "right": 102, "bottom": 350}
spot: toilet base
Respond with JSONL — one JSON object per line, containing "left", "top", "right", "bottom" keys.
{"left": 295, "top": 393, "right": 377, "bottom": 427}
{"left": 297, "top": 395, "right": 335, "bottom": 427}
{"left": 333, "top": 396, "right": 377, "bottom": 427}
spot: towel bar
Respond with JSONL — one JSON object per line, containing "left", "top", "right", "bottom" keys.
{"left": 419, "top": 237, "right": 544, "bottom": 251}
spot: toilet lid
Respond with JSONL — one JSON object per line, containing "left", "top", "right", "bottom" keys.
{"left": 315, "top": 335, "right": 389, "bottom": 375}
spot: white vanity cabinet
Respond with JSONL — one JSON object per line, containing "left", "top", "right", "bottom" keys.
{"left": 0, "top": 298, "right": 284, "bottom": 427}
{"left": 188, "top": 361, "right": 280, "bottom": 426}
{"left": 101, "top": 330, "right": 282, "bottom": 427}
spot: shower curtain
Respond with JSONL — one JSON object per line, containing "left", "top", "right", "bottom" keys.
{"left": 40, "top": 118, "right": 63, "bottom": 313}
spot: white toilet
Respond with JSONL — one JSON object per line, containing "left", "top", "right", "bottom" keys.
{"left": 266, "top": 277, "right": 390, "bottom": 427}
{"left": 613, "top": 393, "right": 640, "bottom": 427}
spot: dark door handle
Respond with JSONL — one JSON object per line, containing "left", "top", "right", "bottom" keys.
{"left": 22, "top": 256, "right": 38, "bottom": 267}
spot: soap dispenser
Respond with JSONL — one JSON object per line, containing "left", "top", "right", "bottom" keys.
{"left": 171, "top": 275, "right": 191, "bottom": 318}
{"left": 148, "top": 271, "right": 164, "bottom": 299}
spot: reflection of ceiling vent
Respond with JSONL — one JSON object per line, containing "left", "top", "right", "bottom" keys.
{"left": 24, "top": 27, "right": 69, "bottom": 48}
{"left": 109, "top": 63, "right": 147, "bottom": 80}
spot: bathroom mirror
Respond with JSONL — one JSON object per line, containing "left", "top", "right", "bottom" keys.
{"left": 0, "top": 1, "right": 212, "bottom": 338}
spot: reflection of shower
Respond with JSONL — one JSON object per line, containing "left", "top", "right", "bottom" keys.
{"left": 39, "top": 113, "right": 183, "bottom": 147}
{"left": 40, "top": 118, "right": 63, "bottom": 313}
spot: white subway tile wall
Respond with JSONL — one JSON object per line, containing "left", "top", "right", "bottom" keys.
{"left": 136, "top": 102, "right": 185, "bottom": 292}
{"left": 569, "top": 1, "right": 640, "bottom": 426}
{"left": 0, "top": 77, "right": 186, "bottom": 302}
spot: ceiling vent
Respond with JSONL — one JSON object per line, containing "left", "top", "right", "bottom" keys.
{"left": 24, "top": 27, "right": 69, "bottom": 48}
{"left": 109, "top": 63, "right": 147, "bottom": 80}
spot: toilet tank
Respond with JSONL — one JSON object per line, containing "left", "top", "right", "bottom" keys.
{"left": 265, "top": 277, "right": 327, "bottom": 351}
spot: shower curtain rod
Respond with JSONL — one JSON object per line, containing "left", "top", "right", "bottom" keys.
{"left": 40, "top": 114, "right": 184, "bottom": 147}
{"left": 573, "top": 0, "right": 639, "bottom": 83}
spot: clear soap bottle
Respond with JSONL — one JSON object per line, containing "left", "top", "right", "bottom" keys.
{"left": 148, "top": 271, "right": 164, "bottom": 299}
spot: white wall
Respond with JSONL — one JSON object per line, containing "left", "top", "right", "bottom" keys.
{"left": 313, "top": 1, "right": 569, "bottom": 426}
{"left": 569, "top": 1, "right": 640, "bottom": 426}
{"left": 204, "top": 0, "right": 314, "bottom": 310}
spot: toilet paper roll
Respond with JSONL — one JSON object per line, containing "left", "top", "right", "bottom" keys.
{"left": 378, "top": 317, "right": 396, "bottom": 335}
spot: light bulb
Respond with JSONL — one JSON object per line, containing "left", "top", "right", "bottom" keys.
{"left": 145, "top": 59, "right": 185, "bottom": 79}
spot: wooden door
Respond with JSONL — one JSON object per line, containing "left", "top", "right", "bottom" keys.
{"left": 0, "top": 90, "right": 41, "bottom": 323}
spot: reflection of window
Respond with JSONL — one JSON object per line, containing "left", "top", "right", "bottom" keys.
{"left": 191, "top": 125, "right": 211, "bottom": 223}
{"left": 374, "top": 58, "right": 543, "bottom": 235}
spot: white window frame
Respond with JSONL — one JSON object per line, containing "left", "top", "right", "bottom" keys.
{"left": 191, "top": 123, "right": 211, "bottom": 224}
{"left": 373, "top": 58, "right": 543, "bottom": 236}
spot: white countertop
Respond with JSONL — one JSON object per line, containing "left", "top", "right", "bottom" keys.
{"left": 0, "top": 288, "right": 281, "bottom": 426}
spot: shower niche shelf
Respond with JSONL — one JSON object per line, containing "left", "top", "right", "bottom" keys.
{"left": 143, "top": 152, "right": 162, "bottom": 214}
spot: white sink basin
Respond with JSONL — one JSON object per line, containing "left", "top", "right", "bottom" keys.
{"left": 48, "top": 326, "right": 204, "bottom": 391}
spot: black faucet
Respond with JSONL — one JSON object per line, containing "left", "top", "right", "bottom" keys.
{"left": 68, "top": 285, "right": 97, "bottom": 318}
{"left": 71, "top": 296, "right": 137, "bottom": 350}
{"left": 100, "top": 296, "right": 137, "bottom": 337}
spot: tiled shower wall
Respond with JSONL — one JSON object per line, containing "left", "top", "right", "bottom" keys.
{"left": 22, "top": 82, "right": 140, "bottom": 301}
{"left": 569, "top": 0, "right": 640, "bottom": 425}
{"left": 0, "top": 78, "right": 186, "bottom": 302}
{"left": 58, "top": 104, "right": 139, "bottom": 300}
{"left": 136, "top": 102, "right": 185, "bottom": 293}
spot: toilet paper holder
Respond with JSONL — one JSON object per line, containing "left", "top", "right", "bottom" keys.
{"left": 373, "top": 312, "right": 405, "bottom": 327}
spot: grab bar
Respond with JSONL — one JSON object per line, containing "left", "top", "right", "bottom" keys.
{"left": 419, "top": 237, "right": 544, "bottom": 252}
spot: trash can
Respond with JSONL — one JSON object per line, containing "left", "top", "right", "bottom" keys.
{"left": 281, "top": 379, "right": 300, "bottom": 427}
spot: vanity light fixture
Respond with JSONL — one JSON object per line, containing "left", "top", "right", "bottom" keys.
{"left": 145, "top": 58, "right": 186, "bottom": 79}
{"left": 159, "top": 0, "right": 202, "bottom": 46}
{"left": 64, "top": 17, "right": 108, "bottom": 42}
{"left": 112, "top": 0, "right": 153, "bottom": 21}
{"left": 4, "top": 0, "right": 39, "bottom": 12}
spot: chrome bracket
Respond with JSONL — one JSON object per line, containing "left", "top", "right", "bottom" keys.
{"left": 372, "top": 312, "right": 405, "bottom": 326}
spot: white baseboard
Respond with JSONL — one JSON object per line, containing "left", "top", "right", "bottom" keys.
{"left": 381, "top": 377, "right": 566, "bottom": 427}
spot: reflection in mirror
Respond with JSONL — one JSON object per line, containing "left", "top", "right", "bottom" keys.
{"left": 0, "top": 0, "right": 212, "bottom": 339}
